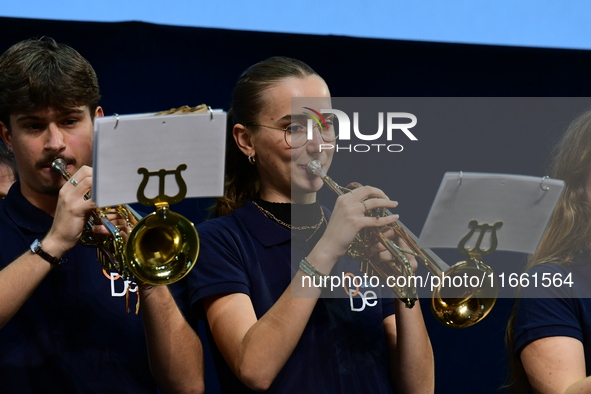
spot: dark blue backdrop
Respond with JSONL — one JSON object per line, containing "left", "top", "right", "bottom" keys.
{"left": 3, "top": 16, "right": 591, "bottom": 393}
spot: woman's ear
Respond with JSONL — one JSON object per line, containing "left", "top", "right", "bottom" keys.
{"left": 233, "top": 123, "right": 255, "bottom": 157}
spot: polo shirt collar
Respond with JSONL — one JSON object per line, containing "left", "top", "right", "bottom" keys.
{"left": 235, "top": 200, "right": 293, "bottom": 247}
{"left": 3, "top": 181, "right": 53, "bottom": 234}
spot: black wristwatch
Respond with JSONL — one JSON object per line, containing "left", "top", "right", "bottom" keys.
{"left": 30, "top": 239, "right": 62, "bottom": 266}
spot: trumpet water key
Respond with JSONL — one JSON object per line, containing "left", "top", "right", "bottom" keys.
{"left": 307, "top": 160, "right": 498, "bottom": 328}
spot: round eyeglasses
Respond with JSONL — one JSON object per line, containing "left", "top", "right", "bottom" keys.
{"left": 249, "top": 120, "right": 338, "bottom": 148}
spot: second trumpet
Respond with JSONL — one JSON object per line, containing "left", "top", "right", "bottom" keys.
{"left": 307, "top": 160, "right": 498, "bottom": 328}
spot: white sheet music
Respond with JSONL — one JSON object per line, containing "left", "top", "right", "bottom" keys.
{"left": 93, "top": 111, "right": 226, "bottom": 207}
{"left": 418, "top": 172, "right": 565, "bottom": 254}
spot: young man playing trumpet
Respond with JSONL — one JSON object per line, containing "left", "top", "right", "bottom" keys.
{"left": 0, "top": 37, "right": 203, "bottom": 394}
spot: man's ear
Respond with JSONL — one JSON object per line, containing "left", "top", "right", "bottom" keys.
{"left": 0, "top": 121, "right": 11, "bottom": 151}
{"left": 94, "top": 106, "right": 104, "bottom": 119}
{"left": 233, "top": 123, "right": 255, "bottom": 157}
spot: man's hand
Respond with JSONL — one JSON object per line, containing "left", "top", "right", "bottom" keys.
{"left": 44, "top": 165, "right": 95, "bottom": 257}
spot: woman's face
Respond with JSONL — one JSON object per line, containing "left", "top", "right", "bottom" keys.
{"left": 251, "top": 74, "right": 333, "bottom": 203}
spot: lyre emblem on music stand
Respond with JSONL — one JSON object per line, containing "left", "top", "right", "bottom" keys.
{"left": 136, "top": 164, "right": 188, "bottom": 206}
{"left": 458, "top": 220, "right": 503, "bottom": 259}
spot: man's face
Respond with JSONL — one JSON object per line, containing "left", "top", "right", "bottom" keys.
{"left": 0, "top": 106, "right": 103, "bottom": 199}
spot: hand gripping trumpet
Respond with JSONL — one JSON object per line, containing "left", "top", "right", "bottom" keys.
{"left": 307, "top": 160, "right": 498, "bottom": 328}
{"left": 51, "top": 158, "right": 199, "bottom": 289}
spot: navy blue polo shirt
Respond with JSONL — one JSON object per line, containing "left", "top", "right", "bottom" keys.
{"left": 513, "top": 259, "right": 591, "bottom": 376}
{"left": 188, "top": 200, "right": 395, "bottom": 394}
{"left": 0, "top": 182, "right": 157, "bottom": 393}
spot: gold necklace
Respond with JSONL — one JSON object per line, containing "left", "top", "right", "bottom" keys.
{"left": 301, "top": 214, "right": 326, "bottom": 242}
{"left": 252, "top": 200, "right": 325, "bottom": 231}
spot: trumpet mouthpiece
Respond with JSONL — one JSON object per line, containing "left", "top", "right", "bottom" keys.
{"left": 51, "top": 158, "right": 67, "bottom": 174}
{"left": 307, "top": 160, "right": 324, "bottom": 177}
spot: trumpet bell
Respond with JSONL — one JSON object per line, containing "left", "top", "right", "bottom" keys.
{"left": 126, "top": 205, "right": 200, "bottom": 285}
{"left": 431, "top": 259, "right": 498, "bottom": 328}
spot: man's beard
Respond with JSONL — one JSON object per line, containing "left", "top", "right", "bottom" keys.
{"left": 38, "top": 181, "right": 62, "bottom": 196}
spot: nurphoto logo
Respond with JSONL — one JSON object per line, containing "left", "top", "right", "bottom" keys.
{"left": 302, "top": 107, "right": 418, "bottom": 153}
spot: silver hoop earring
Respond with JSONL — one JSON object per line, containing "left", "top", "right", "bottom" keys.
{"left": 248, "top": 155, "right": 256, "bottom": 165}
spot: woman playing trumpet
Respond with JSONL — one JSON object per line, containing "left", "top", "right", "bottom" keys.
{"left": 187, "top": 57, "right": 434, "bottom": 393}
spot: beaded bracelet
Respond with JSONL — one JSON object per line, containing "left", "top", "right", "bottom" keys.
{"left": 299, "top": 257, "right": 329, "bottom": 284}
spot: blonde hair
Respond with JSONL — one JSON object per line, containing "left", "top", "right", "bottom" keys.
{"left": 505, "top": 108, "right": 591, "bottom": 392}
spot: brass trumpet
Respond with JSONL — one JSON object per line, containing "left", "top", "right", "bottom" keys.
{"left": 51, "top": 158, "right": 199, "bottom": 286}
{"left": 307, "top": 160, "right": 498, "bottom": 328}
